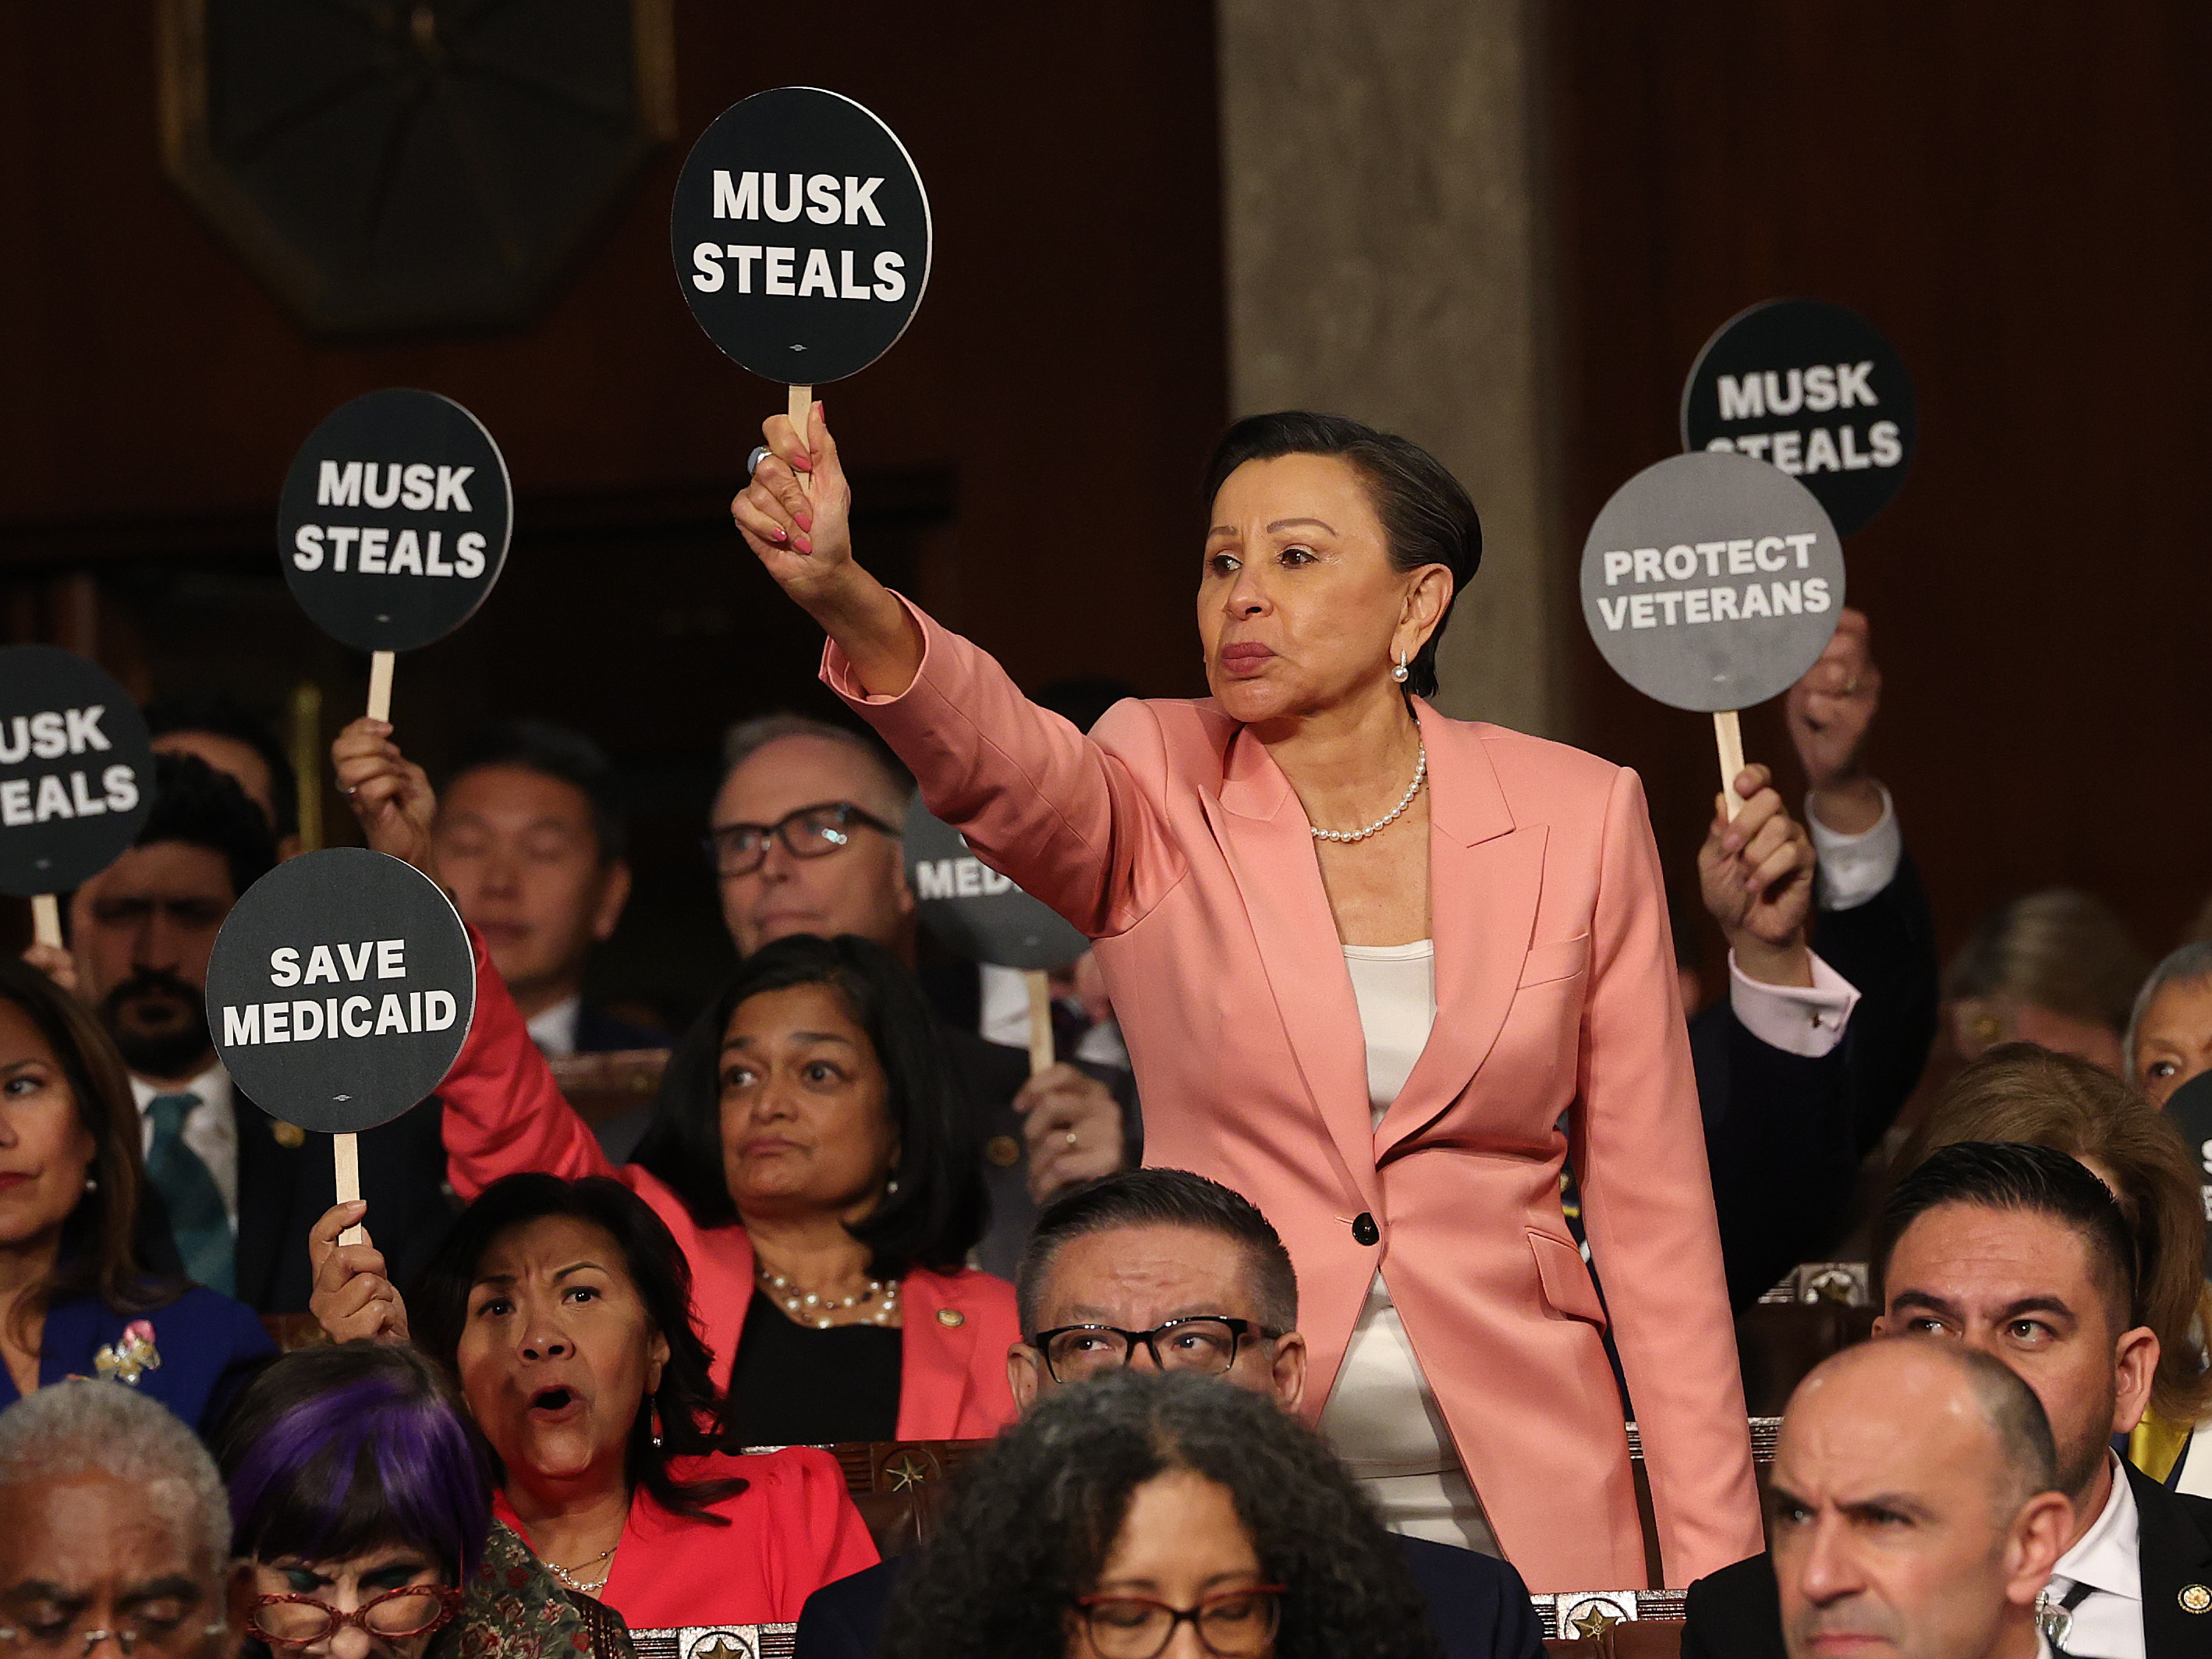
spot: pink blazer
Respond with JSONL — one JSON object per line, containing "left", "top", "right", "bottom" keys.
{"left": 827, "top": 603, "right": 1761, "bottom": 1590}
{"left": 438, "top": 931, "right": 1022, "bottom": 1441}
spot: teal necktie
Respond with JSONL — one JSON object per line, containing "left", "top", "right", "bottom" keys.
{"left": 144, "top": 1093, "right": 234, "bottom": 1296}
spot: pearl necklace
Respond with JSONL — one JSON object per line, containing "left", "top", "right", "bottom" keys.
{"left": 1310, "top": 742, "right": 1427, "bottom": 843}
{"left": 757, "top": 1262, "right": 901, "bottom": 1329}
{"left": 546, "top": 1544, "right": 616, "bottom": 1597}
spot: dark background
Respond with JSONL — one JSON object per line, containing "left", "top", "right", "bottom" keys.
{"left": 3, "top": 3, "right": 2206, "bottom": 1023}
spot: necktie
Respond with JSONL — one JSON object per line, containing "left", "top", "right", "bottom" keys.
{"left": 144, "top": 1094, "right": 234, "bottom": 1296}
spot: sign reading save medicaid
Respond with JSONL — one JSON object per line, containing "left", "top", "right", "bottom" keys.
{"left": 1580, "top": 451, "right": 1846, "bottom": 714}
{"left": 207, "top": 848, "right": 475, "bottom": 1134}
{"left": 0, "top": 646, "right": 154, "bottom": 896}
{"left": 903, "top": 797, "right": 1086, "bottom": 973}
{"left": 277, "top": 389, "right": 512, "bottom": 654}
{"left": 1681, "top": 298, "right": 1916, "bottom": 537}
{"left": 671, "top": 86, "right": 931, "bottom": 385}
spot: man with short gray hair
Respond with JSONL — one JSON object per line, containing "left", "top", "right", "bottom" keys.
{"left": 0, "top": 1381, "right": 243, "bottom": 1659}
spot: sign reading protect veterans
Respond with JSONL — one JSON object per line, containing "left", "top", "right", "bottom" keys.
{"left": 904, "top": 798, "right": 1086, "bottom": 973}
{"left": 672, "top": 87, "right": 931, "bottom": 385}
{"left": 277, "top": 389, "right": 512, "bottom": 654}
{"left": 208, "top": 848, "right": 475, "bottom": 1134}
{"left": 0, "top": 647, "right": 154, "bottom": 896}
{"left": 1681, "top": 298, "right": 1916, "bottom": 537}
{"left": 1580, "top": 451, "right": 1846, "bottom": 714}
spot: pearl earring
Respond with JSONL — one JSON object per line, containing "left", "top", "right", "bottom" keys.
{"left": 885, "top": 1175, "right": 901, "bottom": 1196}
{"left": 83, "top": 1172, "right": 97, "bottom": 1193}
{"left": 1391, "top": 649, "right": 1409, "bottom": 685}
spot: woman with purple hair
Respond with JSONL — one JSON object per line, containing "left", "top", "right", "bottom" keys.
{"left": 309, "top": 1172, "right": 877, "bottom": 1647}
{"left": 215, "top": 1341, "right": 627, "bottom": 1659}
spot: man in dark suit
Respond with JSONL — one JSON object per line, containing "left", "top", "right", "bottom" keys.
{"left": 34, "top": 753, "right": 452, "bottom": 1313}
{"left": 796, "top": 1169, "right": 1543, "bottom": 1659}
{"left": 1685, "top": 608, "right": 1940, "bottom": 1305}
{"left": 1684, "top": 1143, "right": 2212, "bottom": 1658}
{"left": 428, "top": 721, "right": 666, "bottom": 1158}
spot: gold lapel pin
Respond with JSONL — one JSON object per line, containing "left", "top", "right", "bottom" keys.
{"left": 272, "top": 1121, "right": 307, "bottom": 1149}
{"left": 937, "top": 1308, "right": 965, "bottom": 1328}
{"left": 2181, "top": 1584, "right": 2210, "bottom": 1615}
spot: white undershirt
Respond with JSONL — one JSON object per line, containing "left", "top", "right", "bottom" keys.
{"left": 1316, "top": 943, "right": 1500, "bottom": 1556}
{"left": 526, "top": 994, "right": 582, "bottom": 1060}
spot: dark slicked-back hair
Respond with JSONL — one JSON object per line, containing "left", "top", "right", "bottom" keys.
{"left": 447, "top": 718, "right": 626, "bottom": 863}
{"left": 1017, "top": 1169, "right": 1298, "bottom": 1339}
{"left": 144, "top": 694, "right": 300, "bottom": 842}
{"left": 881, "top": 1370, "right": 1439, "bottom": 1659}
{"left": 136, "top": 751, "right": 278, "bottom": 899}
{"left": 631, "top": 934, "right": 986, "bottom": 1279}
{"left": 215, "top": 1342, "right": 491, "bottom": 1580}
{"left": 1203, "top": 412, "right": 1482, "bottom": 700}
{"left": 1873, "top": 1142, "right": 2140, "bottom": 1330}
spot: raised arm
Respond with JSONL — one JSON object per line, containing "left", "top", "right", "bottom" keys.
{"left": 734, "top": 405, "right": 1184, "bottom": 936}
{"left": 332, "top": 718, "right": 612, "bottom": 1196}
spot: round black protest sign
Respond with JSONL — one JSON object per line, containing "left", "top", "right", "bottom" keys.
{"left": 672, "top": 87, "right": 931, "bottom": 385}
{"left": 904, "top": 798, "right": 1086, "bottom": 972}
{"left": 0, "top": 647, "right": 154, "bottom": 896}
{"left": 208, "top": 848, "right": 475, "bottom": 1133}
{"left": 1581, "top": 450, "right": 1846, "bottom": 714}
{"left": 277, "top": 389, "right": 512, "bottom": 654}
{"left": 1682, "top": 299, "right": 1916, "bottom": 538}
{"left": 2163, "top": 1072, "right": 2212, "bottom": 1276}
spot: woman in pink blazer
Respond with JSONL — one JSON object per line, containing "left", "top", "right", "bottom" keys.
{"left": 736, "top": 407, "right": 1760, "bottom": 1590}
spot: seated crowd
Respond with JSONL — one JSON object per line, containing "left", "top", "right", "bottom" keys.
{"left": 6, "top": 470, "right": 2212, "bottom": 1659}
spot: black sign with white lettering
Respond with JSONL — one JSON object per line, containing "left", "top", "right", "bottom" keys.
{"left": 671, "top": 87, "right": 931, "bottom": 385}
{"left": 208, "top": 849, "right": 475, "bottom": 1133}
{"left": 1681, "top": 299, "right": 1916, "bottom": 538}
{"left": 903, "top": 798, "right": 1085, "bottom": 972}
{"left": 1581, "top": 451, "right": 1846, "bottom": 713}
{"left": 2163, "top": 1072, "right": 2212, "bottom": 1277}
{"left": 277, "top": 389, "right": 512, "bottom": 653}
{"left": 0, "top": 647, "right": 154, "bottom": 896}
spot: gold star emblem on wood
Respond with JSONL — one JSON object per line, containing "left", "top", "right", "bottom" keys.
{"left": 885, "top": 1451, "right": 936, "bottom": 1492}
{"left": 1566, "top": 1601, "right": 1625, "bottom": 1638}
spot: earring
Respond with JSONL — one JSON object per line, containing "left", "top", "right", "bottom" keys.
{"left": 650, "top": 1400, "right": 663, "bottom": 1449}
{"left": 1391, "top": 649, "right": 1409, "bottom": 685}
{"left": 83, "top": 1172, "right": 97, "bottom": 1193}
{"left": 885, "top": 1175, "right": 901, "bottom": 1196}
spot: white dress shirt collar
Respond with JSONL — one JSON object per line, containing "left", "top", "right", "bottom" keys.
{"left": 526, "top": 994, "right": 582, "bottom": 1060}
{"left": 2046, "top": 1455, "right": 2143, "bottom": 1659}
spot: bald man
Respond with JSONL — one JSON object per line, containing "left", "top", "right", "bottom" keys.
{"left": 1770, "top": 1338, "right": 2071, "bottom": 1659}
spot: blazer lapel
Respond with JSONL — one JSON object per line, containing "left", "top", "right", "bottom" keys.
{"left": 1200, "top": 725, "right": 1382, "bottom": 1216}
{"left": 895, "top": 1271, "right": 979, "bottom": 1438}
{"left": 2128, "top": 1461, "right": 2212, "bottom": 1652}
{"left": 1376, "top": 705, "right": 1543, "bottom": 1159}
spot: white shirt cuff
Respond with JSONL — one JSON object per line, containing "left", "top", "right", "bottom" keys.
{"left": 1808, "top": 785, "right": 1902, "bottom": 913}
{"left": 1728, "top": 950, "right": 1861, "bottom": 1059}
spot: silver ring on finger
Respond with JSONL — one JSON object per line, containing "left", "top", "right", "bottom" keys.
{"left": 746, "top": 445, "right": 772, "bottom": 479}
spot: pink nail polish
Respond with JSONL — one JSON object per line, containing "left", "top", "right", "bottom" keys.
{"left": 794, "top": 534, "right": 814, "bottom": 554}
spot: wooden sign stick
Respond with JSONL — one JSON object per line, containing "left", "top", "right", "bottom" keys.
{"left": 30, "top": 893, "right": 61, "bottom": 950}
{"left": 1714, "top": 710, "right": 1747, "bottom": 821}
{"left": 335, "top": 1130, "right": 364, "bottom": 1245}
{"left": 788, "top": 384, "right": 813, "bottom": 487}
{"left": 367, "top": 650, "right": 395, "bottom": 723}
{"left": 341, "top": 647, "right": 394, "bottom": 1245}
{"left": 1023, "top": 968, "right": 1055, "bottom": 1078}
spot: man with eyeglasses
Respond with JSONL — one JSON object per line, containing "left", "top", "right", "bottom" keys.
{"left": 708, "top": 713, "right": 1136, "bottom": 1278}
{"left": 0, "top": 1382, "right": 245, "bottom": 1659}
{"left": 795, "top": 1169, "right": 1544, "bottom": 1659}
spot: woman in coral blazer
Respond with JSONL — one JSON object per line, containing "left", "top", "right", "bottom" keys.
{"left": 734, "top": 406, "right": 1760, "bottom": 1591}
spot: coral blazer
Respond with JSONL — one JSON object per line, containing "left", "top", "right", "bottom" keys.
{"left": 827, "top": 603, "right": 1762, "bottom": 1591}
{"left": 439, "top": 932, "right": 1021, "bottom": 1441}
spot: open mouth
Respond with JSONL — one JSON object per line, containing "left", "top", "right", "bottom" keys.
{"left": 527, "top": 1386, "right": 581, "bottom": 1420}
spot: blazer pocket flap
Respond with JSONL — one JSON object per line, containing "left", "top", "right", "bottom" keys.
{"left": 1529, "top": 1229, "right": 1608, "bottom": 1328}
{"left": 1517, "top": 933, "right": 1591, "bottom": 987}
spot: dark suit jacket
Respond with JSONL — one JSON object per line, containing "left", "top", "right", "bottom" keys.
{"left": 1681, "top": 1462, "right": 2212, "bottom": 1658}
{"left": 1691, "top": 853, "right": 1940, "bottom": 1307}
{"left": 230, "top": 1090, "right": 456, "bottom": 1313}
{"left": 795, "top": 1532, "right": 1544, "bottom": 1659}
{"left": 573, "top": 1005, "right": 672, "bottom": 1055}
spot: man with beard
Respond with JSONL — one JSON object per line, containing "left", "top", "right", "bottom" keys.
{"left": 30, "top": 753, "right": 452, "bottom": 1312}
